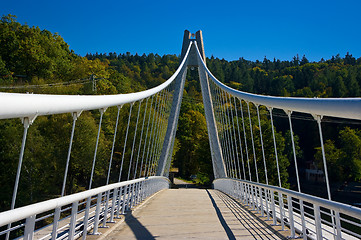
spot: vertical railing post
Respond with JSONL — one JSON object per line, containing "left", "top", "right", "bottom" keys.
{"left": 287, "top": 195, "right": 295, "bottom": 238}
{"left": 68, "top": 201, "right": 78, "bottom": 240}
{"left": 265, "top": 189, "right": 271, "bottom": 220}
{"left": 300, "top": 200, "right": 307, "bottom": 239}
{"left": 279, "top": 192, "right": 285, "bottom": 230}
{"left": 127, "top": 183, "right": 133, "bottom": 210}
{"left": 23, "top": 215, "right": 36, "bottom": 240}
{"left": 335, "top": 210, "right": 342, "bottom": 239}
{"left": 51, "top": 207, "right": 61, "bottom": 239}
{"left": 102, "top": 190, "right": 111, "bottom": 227}
{"left": 121, "top": 185, "right": 127, "bottom": 214}
{"left": 314, "top": 204, "right": 323, "bottom": 239}
{"left": 259, "top": 187, "right": 264, "bottom": 217}
{"left": 245, "top": 183, "right": 250, "bottom": 206}
{"left": 271, "top": 190, "right": 277, "bottom": 225}
{"left": 82, "top": 197, "right": 91, "bottom": 240}
{"left": 92, "top": 193, "right": 102, "bottom": 235}
{"left": 116, "top": 186, "right": 123, "bottom": 218}
{"left": 110, "top": 187, "right": 118, "bottom": 223}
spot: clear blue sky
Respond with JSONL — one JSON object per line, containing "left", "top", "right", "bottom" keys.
{"left": 1, "top": 0, "right": 360, "bottom": 62}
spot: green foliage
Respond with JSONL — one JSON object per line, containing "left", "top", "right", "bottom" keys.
{"left": 1, "top": 13, "right": 361, "bottom": 214}
{"left": 207, "top": 54, "right": 361, "bottom": 98}
{"left": 315, "top": 127, "right": 361, "bottom": 182}
{"left": 174, "top": 102, "right": 213, "bottom": 184}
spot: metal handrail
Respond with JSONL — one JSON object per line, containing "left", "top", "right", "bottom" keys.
{"left": 0, "top": 176, "right": 169, "bottom": 227}
{"left": 214, "top": 178, "right": 361, "bottom": 239}
{"left": 214, "top": 178, "right": 361, "bottom": 220}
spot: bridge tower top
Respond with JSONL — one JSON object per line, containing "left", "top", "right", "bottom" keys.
{"left": 180, "top": 30, "right": 206, "bottom": 66}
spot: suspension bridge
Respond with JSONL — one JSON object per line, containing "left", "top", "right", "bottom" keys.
{"left": 0, "top": 30, "right": 361, "bottom": 240}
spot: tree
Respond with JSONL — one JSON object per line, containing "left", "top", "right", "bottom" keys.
{"left": 314, "top": 140, "right": 344, "bottom": 182}
{"left": 339, "top": 127, "right": 361, "bottom": 181}
{"left": 174, "top": 103, "right": 212, "bottom": 184}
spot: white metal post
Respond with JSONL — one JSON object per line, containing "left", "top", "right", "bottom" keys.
{"left": 92, "top": 193, "right": 102, "bottom": 235}
{"left": 314, "top": 204, "right": 323, "bottom": 239}
{"left": 51, "top": 207, "right": 61, "bottom": 239}
{"left": 68, "top": 201, "right": 78, "bottom": 239}
{"left": 116, "top": 186, "right": 123, "bottom": 218}
{"left": 23, "top": 215, "right": 36, "bottom": 240}
{"left": 287, "top": 195, "right": 295, "bottom": 238}
{"left": 110, "top": 187, "right": 118, "bottom": 223}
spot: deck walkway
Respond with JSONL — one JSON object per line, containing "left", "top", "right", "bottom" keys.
{"left": 92, "top": 181, "right": 291, "bottom": 240}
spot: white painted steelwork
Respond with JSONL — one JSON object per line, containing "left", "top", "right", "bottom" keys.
{"left": 194, "top": 42, "right": 361, "bottom": 120}
{"left": 0, "top": 177, "right": 169, "bottom": 239}
{"left": 0, "top": 43, "right": 192, "bottom": 120}
{"left": 2, "top": 30, "right": 361, "bottom": 240}
{"left": 214, "top": 178, "right": 361, "bottom": 240}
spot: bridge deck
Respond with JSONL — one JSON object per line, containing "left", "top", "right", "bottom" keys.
{"left": 94, "top": 187, "right": 290, "bottom": 239}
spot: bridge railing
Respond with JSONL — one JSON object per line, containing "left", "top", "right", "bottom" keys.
{"left": 0, "top": 176, "right": 169, "bottom": 240}
{"left": 0, "top": 35, "right": 192, "bottom": 240}
{"left": 214, "top": 178, "right": 361, "bottom": 240}
{"left": 193, "top": 42, "right": 361, "bottom": 239}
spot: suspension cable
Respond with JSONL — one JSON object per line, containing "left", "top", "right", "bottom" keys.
{"left": 233, "top": 97, "right": 246, "bottom": 180}
{"left": 139, "top": 96, "right": 154, "bottom": 177}
{"left": 268, "top": 107, "right": 282, "bottom": 187}
{"left": 127, "top": 100, "right": 142, "bottom": 180}
{"left": 89, "top": 108, "right": 105, "bottom": 189}
{"left": 118, "top": 103, "right": 134, "bottom": 182}
{"left": 247, "top": 102, "right": 259, "bottom": 183}
{"left": 106, "top": 105, "right": 122, "bottom": 185}
{"left": 239, "top": 99, "right": 252, "bottom": 181}
{"left": 133, "top": 97, "right": 149, "bottom": 179}
{"left": 256, "top": 105, "right": 268, "bottom": 185}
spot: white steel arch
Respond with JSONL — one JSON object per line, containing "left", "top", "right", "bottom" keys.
{"left": 194, "top": 42, "right": 361, "bottom": 121}
{"left": 0, "top": 43, "right": 192, "bottom": 120}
